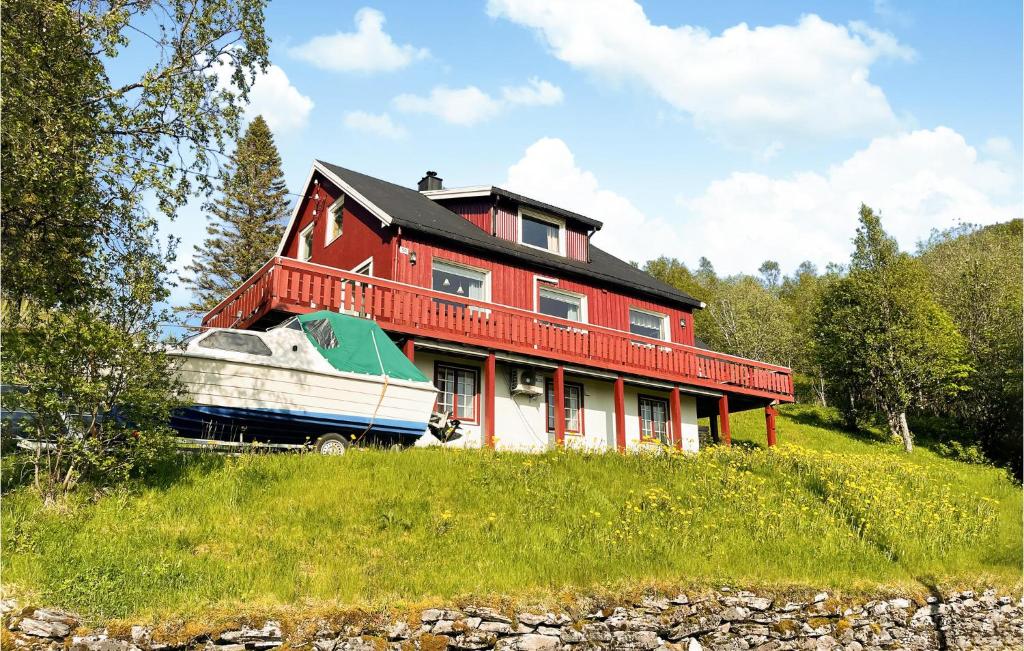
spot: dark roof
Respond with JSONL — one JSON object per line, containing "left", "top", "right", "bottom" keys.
{"left": 489, "top": 186, "right": 603, "bottom": 231}
{"left": 317, "top": 160, "right": 703, "bottom": 309}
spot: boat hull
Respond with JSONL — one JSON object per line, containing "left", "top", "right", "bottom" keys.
{"left": 169, "top": 352, "right": 436, "bottom": 446}
{"left": 170, "top": 405, "right": 429, "bottom": 444}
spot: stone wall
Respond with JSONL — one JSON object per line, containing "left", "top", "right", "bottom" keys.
{"left": 4, "top": 589, "right": 1021, "bottom": 651}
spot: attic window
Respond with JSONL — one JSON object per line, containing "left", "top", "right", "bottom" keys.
{"left": 520, "top": 211, "right": 562, "bottom": 254}
{"left": 298, "top": 223, "right": 314, "bottom": 261}
{"left": 325, "top": 196, "right": 344, "bottom": 245}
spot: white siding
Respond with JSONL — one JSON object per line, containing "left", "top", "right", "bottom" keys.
{"left": 412, "top": 351, "right": 700, "bottom": 454}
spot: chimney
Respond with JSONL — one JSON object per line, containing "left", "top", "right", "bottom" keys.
{"left": 418, "top": 170, "right": 443, "bottom": 192}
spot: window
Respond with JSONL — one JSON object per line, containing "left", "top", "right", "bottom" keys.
{"left": 298, "top": 223, "right": 314, "bottom": 261}
{"left": 432, "top": 259, "right": 487, "bottom": 302}
{"left": 538, "top": 286, "right": 583, "bottom": 322}
{"left": 639, "top": 396, "right": 670, "bottom": 444}
{"left": 434, "top": 364, "right": 479, "bottom": 423}
{"left": 629, "top": 308, "right": 668, "bottom": 341}
{"left": 521, "top": 212, "right": 561, "bottom": 253}
{"left": 546, "top": 381, "right": 584, "bottom": 434}
{"left": 325, "top": 197, "right": 344, "bottom": 245}
{"left": 198, "top": 331, "right": 272, "bottom": 356}
{"left": 302, "top": 318, "right": 338, "bottom": 349}
{"left": 352, "top": 258, "right": 372, "bottom": 276}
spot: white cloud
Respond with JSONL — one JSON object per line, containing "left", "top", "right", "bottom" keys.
{"left": 501, "top": 77, "right": 564, "bottom": 106}
{"left": 983, "top": 136, "right": 1015, "bottom": 159}
{"left": 487, "top": 0, "right": 914, "bottom": 143}
{"left": 289, "top": 7, "right": 429, "bottom": 73}
{"left": 503, "top": 137, "right": 684, "bottom": 263}
{"left": 394, "top": 78, "right": 563, "bottom": 126}
{"left": 501, "top": 130, "right": 1019, "bottom": 276}
{"left": 208, "top": 57, "right": 313, "bottom": 133}
{"left": 679, "top": 127, "right": 1020, "bottom": 274}
{"left": 245, "top": 64, "right": 314, "bottom": 132}
{"left": 343, "top": 111, "right": 407, "bottom": 139}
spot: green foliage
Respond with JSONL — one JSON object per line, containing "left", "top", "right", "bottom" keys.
{"left": 184, "top": 116, "right": 289, "bottom": 314}
{"left": 1, "top": 1, "right": 108, "bottom": 306}
{"left": 2, "top": 0, "right": 269, "bottom": 307}
{"left": 813, "top": 205, "right": 969, "bottom": 450}
{"left": 1, "top": 231, "right": 183, "bottom": 501}
{"left": 917, "top": 220, "right": 1023, "bottom": 477}
{"left": 2, "top": 406, "right": 1019, "bottom": 619}
{"left": 644, "top": 257, "right": 795, "bottom": 367}
{"left": 0, "top": 0, "right": 270, "bottom": 501}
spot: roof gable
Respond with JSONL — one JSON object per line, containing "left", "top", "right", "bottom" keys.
{"left": 280, "top": 160, "right": 703, "bottom": 310}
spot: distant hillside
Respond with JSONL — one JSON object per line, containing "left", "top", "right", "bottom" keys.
{"left": 2, "top": 404, "right": 1020, "bottom": 620}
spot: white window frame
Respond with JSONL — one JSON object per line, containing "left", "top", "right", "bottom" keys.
{"left": 629, "top": 306, "right": 670, "bottom": 342}
{"left": 536, "top": 283, "right": 587, "bottom": 323}
{"left": 297, "top": 223, "right": 315, "bottom": 261}
{"left": 517, "top": 207, "right": 565, "bottom": 256}
{"left": 639, "top": 395, "right": 671, "bottom": 445}
{"left": 325, "top": 196, "right": 344, "bottom": 246}
{"left": 351, "top": 257, "right": 373, "bottom": 276}
{"left": 432, "top": 258, "right": 491, "bottom": 303}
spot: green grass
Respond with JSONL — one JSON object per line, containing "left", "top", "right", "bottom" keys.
{"left": 2, "top": 405, "right": 1020, "bottom": 620}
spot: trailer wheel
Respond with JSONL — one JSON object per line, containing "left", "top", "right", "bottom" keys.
{"left": 315, "top": 433, "right": 349, "bottom": 455}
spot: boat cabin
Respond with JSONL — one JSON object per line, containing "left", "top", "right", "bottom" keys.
{"left": 202, "top": 161, "right": 792, "bottom": 451}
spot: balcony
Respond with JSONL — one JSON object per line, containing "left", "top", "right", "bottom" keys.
{"left": 202, "top": 257, "right": 794, "bottom": 403}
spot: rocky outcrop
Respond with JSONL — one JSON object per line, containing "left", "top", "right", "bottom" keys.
{"left": 3, "top": 589, "right": 1020, "bottom": 650}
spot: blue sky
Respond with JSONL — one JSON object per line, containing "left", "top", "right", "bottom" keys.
{"left": 147, "top": 0, "right": 1021, "bottom": 309}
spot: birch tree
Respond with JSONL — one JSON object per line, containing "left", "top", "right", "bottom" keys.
{"left": 814, "top": 205, "right": 969, "bottom": 451}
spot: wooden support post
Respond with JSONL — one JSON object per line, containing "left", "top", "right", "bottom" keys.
{"left": 614, "top": 375, "right": 626, "bottom": 453}
{"left": 709, "top": 414, "right": 719, "bottom": 443}
{"left": 718, "top": 394, "right": 732, "bottom": 447}
{"left": 670, "top": 386, "right": 682, "bottom": 450}
{"left": 553, "top": 364, "right": 565, "bottom": 447}
{"left": 765, "top": 403, "right": 777, "bottom": 447}
{"left": 402, "top": 338, "right": 415, "bottom": 363}
{"left": 484, "top": 353, "right": 496, "bottom": 449}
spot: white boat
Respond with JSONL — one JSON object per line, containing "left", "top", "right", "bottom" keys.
{"left": 167, "top": 311, "right": 455, "bottom": 452}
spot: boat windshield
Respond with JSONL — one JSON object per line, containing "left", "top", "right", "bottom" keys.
{"left": 271, "top": 317, "right": 303, "bottom": 331}
{"left": 198, "top": 331, "right": 273, "bottom": 356}
{"left": 302, "top": 318, "right": 339, "bottom": 349}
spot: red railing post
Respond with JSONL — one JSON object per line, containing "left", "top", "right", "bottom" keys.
{"left": 614, "top": 375, "right": 626, "bottom": 453}
{"left": 670, "top": 386, "right": 682, "bottom": 450}
{"left": 485, "top": 352, "right": 496, "bottom": 449}
{"left": 765, "top": 403, "right": 777, "bottom": 447}
{"left": 553, "top": 364, "right": 565, "bottom": 447}
{"left": 718, "top": 394, "right": 731, "bottom": 447}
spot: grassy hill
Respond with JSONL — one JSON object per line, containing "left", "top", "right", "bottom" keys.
{"left": 2, "top": 405, "right": 1020, "bottom": 620}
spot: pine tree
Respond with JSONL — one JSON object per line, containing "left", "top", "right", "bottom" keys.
{"left": 185, "top": 116, "right": 289, "bottom": 314}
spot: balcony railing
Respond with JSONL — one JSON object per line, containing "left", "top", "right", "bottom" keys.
{"left": 203, "top": 257, "right": 793, "bottom": 402}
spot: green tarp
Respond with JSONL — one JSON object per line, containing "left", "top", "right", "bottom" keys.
{"left": 296, "top": 311, "right": 428, "bottom": 383}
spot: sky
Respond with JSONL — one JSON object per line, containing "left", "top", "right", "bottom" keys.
{"left": 139, "top": 0, "right": 1022, "bottom": 309}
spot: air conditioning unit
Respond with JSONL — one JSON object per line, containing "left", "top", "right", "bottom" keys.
{"left": 511, "top": 368, "right": 543, "bottom": 397}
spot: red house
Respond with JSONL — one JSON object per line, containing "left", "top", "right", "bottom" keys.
{"left": 203, "top": 161, "right": 791, "bottom": 451}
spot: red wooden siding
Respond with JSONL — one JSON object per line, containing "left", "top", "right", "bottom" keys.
{"left": 281, "top": 173, "right": 396, "bottom": 280}
{"left": 445, "top": 198, "right": 492, "bottom": 234}
{"left": 394, "top": 233, "right": 695, "bottom": 345}
{"left": 202, "top": 257, "right": 794, "bottom": 403}
{"left": 494, "top": 201, "right": 518, "bottom": 242}
{"left": 566, "top": 226, "right": 588, "bottom": 262}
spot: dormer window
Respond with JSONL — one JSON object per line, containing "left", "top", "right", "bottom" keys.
{"left": 325, "top": 196, "right": 344, "bottom": 245}
{"left": 519, "top": 209, "right": 563, "bottom": 255}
